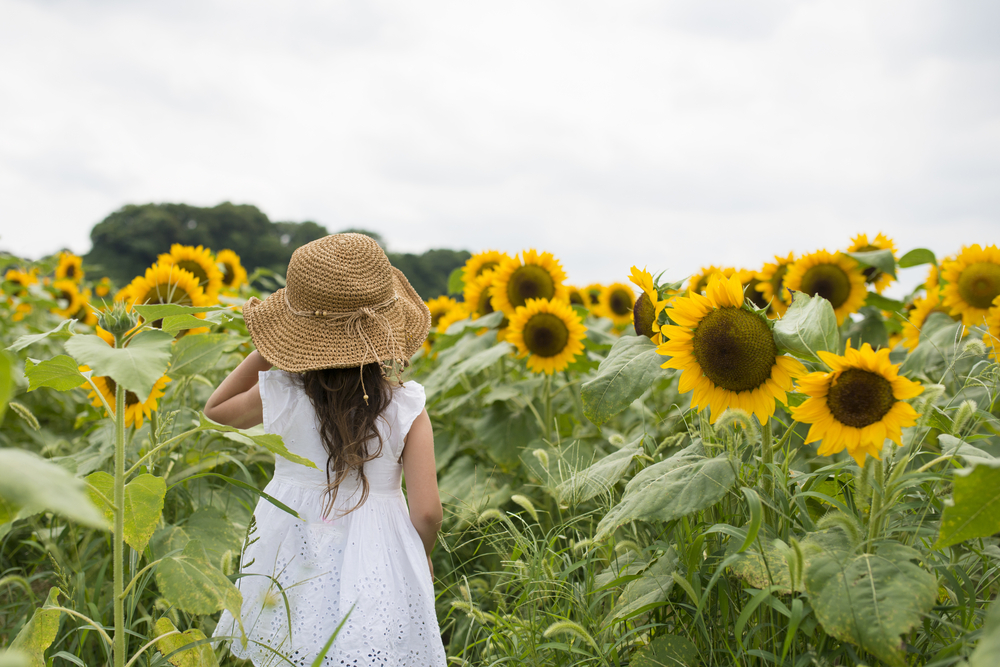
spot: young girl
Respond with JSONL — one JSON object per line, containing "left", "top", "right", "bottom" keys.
{"left": 205, "top": 233, "right": 448, "bottom": 666}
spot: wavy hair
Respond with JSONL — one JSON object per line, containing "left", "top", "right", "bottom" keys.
{"left": 299, "top": 363, "right": 391, "bottom": 518}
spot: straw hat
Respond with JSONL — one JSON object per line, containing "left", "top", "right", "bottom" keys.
{"left": 243, "top": 233, "right": 431, "bottom": 373}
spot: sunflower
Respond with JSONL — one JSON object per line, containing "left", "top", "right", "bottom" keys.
{"left": 426, "top": 296, "right": 461, "bottom": 328}
{"left": 901, "top": 287, "right": 963, "bottom": 352}
{"left": 584, "top": 284, "right": 603, "bottom": 306}
{"left": 658, "top": 274, "right": 805, "bottom": 424}
{"left": 50, "top": 279, "right": 86, "bottom": 319}
{"left": 55, "top": 251, "right": 84, "bottom": 283}
{"left": 940, "top": 244, "right": 1000, "bottom": 326}
{"left": 567, "top": 286, "right": 587, "bottom": 308}
{"left": 985, "top": 296, "right": 1000, "bottom": 360}
{"left": 846, "top": 233, "right": 897, "bottom": 294}
{"left": 157, "top": 244, "right": 223, "bottom": 302}
{"left": 755, "top": 253, "right": 795, "bottom": 317}
{"left": 490, "top": 250, "right": 569, "bottom": 317}
{"left": 925, "top": 263, "right": 940, "bottom": 291}
{"left": 4, "top": 268, "right": 38, "bottom": 291}
{"left": 783, "top": 250, "right": 867, "bottom": 326}
{"left": 436, "top": 304, "right": 470, "bottom": 334}
{"left": 791, "top": 342, "right": 923, "bottom": 465}
{"left": 216, "top": 249, "right": 247, "bottom": 290}
{"left": 462, "top": 250, "right": 510, "bottom": 286}
{"left": 81, "top": 371, "right": 171, "bottom": 429}
{"left": 123, "top": 262, "right": 210, "bottom": 309}
{"left": 600, "top": 282, "right": 636, "bottom": 327}
{"left": 629, "top": 267, "right": 667, "bottom": 341}
{"left": 507, "top": 298, "right": 587, "bottom": 374}
{"left": 95, "top": 276, "right": 112, "bottom": 298}
{"left": 464, "top": 272, "right": 499, "bottom": 319}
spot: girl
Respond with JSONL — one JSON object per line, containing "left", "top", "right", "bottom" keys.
{"left": 205, "top": 233, "right": 448, "bottom": 666}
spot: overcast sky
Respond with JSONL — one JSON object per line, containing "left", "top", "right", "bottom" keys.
{"left": 1, "top": 0, "right": 998, "bottom": 296}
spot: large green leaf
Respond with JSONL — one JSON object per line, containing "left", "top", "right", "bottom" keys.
{"left": 631, "top": 633, "right": 700, "bottom": 667}
{"left": 898, "top": 248, "right": 936, "bottom": 269}
{"left": 581, "top": 335, "right": 666, "bottom": 425}
{"left": 843, "top": 307, "right": 889, "bottom": 351}
{"left": 557, "top": 436, "right": 644, "bottom": 505}
{"left": 446, "top": 267, "right": 465, "bottom": 295}
{"left": 168, "top": 334, "right": 235, "bottom": 377}
{"left": 900, "top": 312, "right": 964, "bottom": 375}
{"left": 65, "top": 329, "right": 174, "bottom": 402}
{"left": 425, "top": 341, "right": 514, "bottom": 398}
{"left": 0, "top": 649, "right": 30, "bottom": 667}
{"left": 726, "top": 533, "right": 793, "bottom": 593}
{"left": 805, "top": 544, "right": 936, "bottom": 667}
{"left": 155, "top": 539, "right": 243, "bottom": 620}
{"left": 182, "top": 507, "right": 245, "bottom": 564}
{"left": 772, "top": 292, "right": 839, "bottom": 363}
{"left": 6, "top": 319, "right": 76, "bottom": 353}
{"left": 9, "top": 587, "right": 62, "bottom": 667}
{"left": 87, "top": 471, "right": 166, "bottom": 552}
{"left": 595, "top": 449, "right": 736, "bottom": 541}
{"left": 847, "top": 249, "right": 897, "bottom": 279}
{"left": 474, "top": 401, "right": 537, "bottom": 470}
{"left": 608, "top": 549, "right": 679, "bottom": 622}
{"left": 0, "top": 350, "right": 13, "bottom": 424}
{"left": 134, "top": 303, "right": 228, "bottom": 321}
{"left": 24, "top": 356, "right": 86, "bottom": 392}
{"left": 199, "top": 414, "right": 317, "bottom": 469}
{"left": 934, "top": 460, "right": 1000, "bottom": 549}
{"left": 969, "top": 599, "right": 1000, "bottom": 667}
{"left": 154, "top": 617, "right": 219, "bottom": 667}
{"left": 0, "top": 449, "right": 105, "bottom": 528}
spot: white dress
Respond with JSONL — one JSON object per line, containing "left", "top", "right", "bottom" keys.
{"left": 214, "top": 371, "right": 448, "bottom": 666}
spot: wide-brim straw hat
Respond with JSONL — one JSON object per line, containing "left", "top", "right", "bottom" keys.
{"left": 243, "top": 233, "right": 431, "bottom": 372}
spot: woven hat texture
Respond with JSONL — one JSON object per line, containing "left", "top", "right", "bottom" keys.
{"left": 243, "top": 233, "right": 431, "bottom": 372}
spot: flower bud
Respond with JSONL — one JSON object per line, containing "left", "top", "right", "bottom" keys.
{"left": 98, "top": 302, "right": 138, "bottom": 343}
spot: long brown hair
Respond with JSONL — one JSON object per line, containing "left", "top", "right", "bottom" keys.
{"left": 300, "top": 363, "right": 392, "bottom": 518}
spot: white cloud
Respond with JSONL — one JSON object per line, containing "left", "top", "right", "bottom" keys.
{"left": 0, "top": 0, "right": 997, "bottom": 298}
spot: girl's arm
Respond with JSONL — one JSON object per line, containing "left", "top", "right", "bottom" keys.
{"left": 203, "top": 350, "right": 272, "bottom": 429}
{"left": 401, "top": 409, "right": 443, "bottom": 575}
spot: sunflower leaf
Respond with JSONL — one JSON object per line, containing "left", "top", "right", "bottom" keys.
{"left": 9, "top": 587, "right": 63, "bottom": 667}
{"left": 843, "top": 306, "right": 889, "bottom": 351}
{"left": 65, "top": 330, "right": 174, "bottom": 402}
{"left": 582, "top": 336, "right": 666, "bottom": 426}
{"left": 0, "top": 449, "right": 105, "bottom": 529}
{"left": 24, "top": 356, "right": 87, "bottom": 392}
{"left": 557, "top": 436, "right": 644, "bottom": 505}
{"left": 86, "top": 472, "right": 166, "bottom": 552}
{"left": 864, "top": 292, "right": 905, "bottom": 312}
{"left": 6, "top": 319, "right": 76, "bottom": 353}
{"left": 154, "top": 539, "right": 243, "bottom": 623}
{"left": 197, "top": 414, "right": 317, "bottom": 469}
{"left": 134, "top": 304, "right": 229, "bottom": 322}
{"left": 158, "top": 315, "right": 212, "bottom": 334}
{"left": 969, "top": 599, "right": 1000, "bottom": 667}
{"left": 446, "top": 267, "right": 465, "bottom": 295}
{"left": 771, "top": 292, "right": 839, "bottom": 363}
{"left": 847, "top": 249, "right": 897, "bottom": 279}
{"left": 630, "top": 634, "right": 700, "bottom": 667}
{"left": 898, "top": 248, "right": 936, "bottom": 269}
{"left": 934, "top": 460, "right": 1000, "bottom": 549}
{"left": 153, "top": 617, "right": 219, "bottom": 667}
{"left": 168, "top": 334, "right": 237, "bottom": 377}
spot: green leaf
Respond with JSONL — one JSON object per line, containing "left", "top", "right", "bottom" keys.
{"left": 726, "top": 533, "right": 793, "bottom": 593}
{"left": 6, "top": 319, "right": 77, "bottom": 353}
{"left": 155, "top": 539, "right": 243, "bottom": 620}
{"left": 198, "top": 414, "right": 317, "bottom": 468}
{"left": 899, "top": 311, "right": 964, "bottom": 375}
{"left": 0, "top": 649, "right": 30, "bottom": 667}
{"left": 65, "top": 329, "right": 174, "bottom": 402}
{"left": 937, "top": 434, "right": 996, "bottom": 467}
{"left": 898, "top": 248, "right": 936, "bottom": 269}
{"left": 847, "top": 249, "right": 897, "bottom": 279}
{"left": 843, "top": 307, "right": 889, "bottom": 350}
{"left": 9, "top": 587, "right": 62, "bottom": 667}
{"left": 609, "top": 549, "right": 680, "bottom": 622}
{"left": 0, "top": 350, "right": 13, "bottom": 424}
{"left": 595, "top": 450, "right": 736, "bottom": 541}
{"left": 631, "top": 633, "right": 700, "bottom": 667}
{"left": 772, "top": 291, "right": 839, "bottom": 363}
{"left": 24, "top": 356, "right": 86, "bottom": 392}
{"left": 582, "top": 336, "right": 667, "bottom": 426}
{"left": 864, "top": 292, "right": 905, "bottom": 312}
{"left": 182, "top": 507, "right": 244, "bottom": 564}
{"left": 158, "top": 314, "right": 213, "bottom": 334}
{"left": 154, "top": 617, "right": 219, "bottom": 667}
{"left": 474, "top": 401, "right": 538, "bottom": 471}
{"left": 168, "top": 334, "right": 235, "bottom": 377}
{"left": 446, "top": 267, "right": 465, "bottom": 295}
{"left": 805, "top": 544, "right": 936, "bottom": 667}
{"left": 134, "top": 303, "right": 228, "bottom": 321}
{"left": 86, "top": 472, "right": 166, "bottom": 552}
{"left": 0, "top": 449, "right": 105, "bottom": 528}
{"left": 557, "top": 436, "right": 644, "bottom": 505}
{"left": 934, "top": 460, "right": 1000, "bottom": 549}
{"left": 969, "top": 599, "right": 1000, "bottom": 667}
{"left": 425, "top": 341, "right": 514, "bottom": 398}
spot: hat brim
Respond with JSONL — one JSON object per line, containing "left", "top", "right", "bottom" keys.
{"left": 244, "top": 268, "right": 431, "bottom": 372}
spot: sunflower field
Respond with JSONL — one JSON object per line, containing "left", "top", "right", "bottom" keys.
{"left": 2, "top": 236, "right": 1000, "bottom": 667}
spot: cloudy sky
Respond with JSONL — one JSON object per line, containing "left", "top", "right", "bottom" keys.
{"left": 1, "top": 0, "right": 998, "bottom": 296}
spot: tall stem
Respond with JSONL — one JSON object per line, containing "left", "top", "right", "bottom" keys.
{"left": 761, "top": 419, "right": 773, "bottom": 526}
{"left": 113, "top": 381, "right": 126, "bottom": 667}
{"left": 543, "top": 374, "right": 553, "bottom": 442}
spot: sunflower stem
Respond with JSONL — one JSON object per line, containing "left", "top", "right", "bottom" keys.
{"left": 543, "top": 374, "right": 554, "bottom": 441}
{"left": 113, "top": 369, "right": 126, "bottom": 667}
{"left": 760, "top": 418, "right": 774, "bottom": 526}
{"left": 866, "top": 459, "right": 885, "bottom": 552}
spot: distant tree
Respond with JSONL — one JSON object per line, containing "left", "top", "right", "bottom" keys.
{"left": 387, "top": 249, "right": 470, "bottom": 300}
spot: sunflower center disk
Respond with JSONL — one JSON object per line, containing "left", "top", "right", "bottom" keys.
{"left": 609, "top": 289, "right": 633, "bottom": 316}
{"left": 825, "top": 368, "right": 895, "bottom": 428}
{"left": 177, "top": 260, "right": 209, "bottom": 285}
{"left": 523, "top": 313, "right": 570, "bottom": 358}
{"left": 570, "top": 292, "right": 585, "bottom": 306}
{"left": 745, "top": 278, "right": 769, "bottom": 310}
{"left": 633, "top": 293, "right": 656, "bottom": 338}
{"left": 477, "top": 288, "right": 495, "bottom": 316}
{"left": 958, "top": 262, "right": 1000, "bottom": 309}
{"left": 476, "top": 262, "right": 498, "bottom": 277}
{"left": 222, "top": 263, "right": 235, "bottom": 286}
{"left": 104, "top": 377, "right": 141, "bottom": 407}
{"left": 507, "top": 265, "right": 555, "bottom": 309}
{"left": 692, "top": 307, "right": 777, "bottom": 392}
{"left": 800, "top": 264, "right": 851, "bottom": 308}
{"left": 855, "top": 245, "right": 882, "bottom": 282}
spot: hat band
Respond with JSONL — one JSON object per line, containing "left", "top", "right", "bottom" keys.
{"left": 283, "top": 290, "right": 399, "bottom": 319}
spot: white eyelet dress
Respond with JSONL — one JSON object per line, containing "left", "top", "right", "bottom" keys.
{"left": 213, "top": 370, "right": 448, "bottom": 666}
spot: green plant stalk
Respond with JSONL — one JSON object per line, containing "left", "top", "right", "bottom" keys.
{"left": 866, "top": 458, "right": 884, "bottom": 552}
{"left": 761, "top": 419, "right": 773, "bottom": 526}
{"left": 543, "top": 374, "right": 553, "bottom": 441}
{"left": 113, "top": 379, "right": 126, "bottom": 667}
